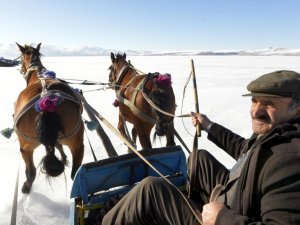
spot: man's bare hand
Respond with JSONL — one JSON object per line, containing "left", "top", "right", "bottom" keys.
{"left": 202, "top": 202, "right": 225, "bottom": 225}
{"left": 191, "top": 112, "right": 212, "bottom": 132}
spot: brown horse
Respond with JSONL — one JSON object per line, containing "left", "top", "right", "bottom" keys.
{"left": 14, "top": 43, "right": 84, "bottom": 193}
{"left": 108, "top": 52, "right": 176, "bottom": 150}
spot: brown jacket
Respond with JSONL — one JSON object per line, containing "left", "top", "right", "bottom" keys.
{"left": 208, "top": 117, "right": 300, "bottom": 225}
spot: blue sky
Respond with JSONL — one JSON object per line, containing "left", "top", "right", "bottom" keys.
{"left": 1, "top": 0, "right": 300, "bottom": 51}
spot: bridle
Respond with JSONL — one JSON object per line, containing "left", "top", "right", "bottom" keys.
{"left": 20, "top": 48, "right": 44, "bottom": 84}
{"left": 109, "top": 60, "right": 131, "bottom": 91}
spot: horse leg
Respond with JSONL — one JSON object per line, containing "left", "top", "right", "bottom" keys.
{"left": 132, "top": 127, "right": 137, "bottom": 147}
{"left": 55, "top": 142, "right": 67, "bottom": 164}
{"left": 166, "top": 122, "right": 176, "bottom": 147}
{"left": 122, "top": 127, "right": 138, "bottom": 153}
{"left": 118, "top": 115, "right": 128, "bottom": 138}
{"left": 166, "top": 133, "right": 176, "bottom": 146}
{"left": 65, "top": 125, "right": 84, "bottom": 179}
{"left": 117, "top": 114, "right": 135, "bottom": 152}
{"left": 70, "top": 141, "right": 84, "bottom": 179}
{"left": 20, "top": 148, "right": 36, "bottom": 194}
{"left": 135, "top": 125, "right": 152, "bottom": 149}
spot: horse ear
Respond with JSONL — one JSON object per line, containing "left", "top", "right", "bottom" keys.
{"left": 16, "top": 42, "right": 25, "bottom": 53}
{"left": 111, "top": 52, "right": 115, "bottom": 62}
{"left": 123, "top": 53, "right": 126, "bottom": 60}
{"left": 36, "top": 43, "right": 42, "bottom": 52}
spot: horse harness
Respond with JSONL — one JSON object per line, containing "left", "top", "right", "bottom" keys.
{"left": 14, "top": 66, "right": 83, "bottom": 142}
{"left": 113, "top": 65, "right": 158, "bottom": 124}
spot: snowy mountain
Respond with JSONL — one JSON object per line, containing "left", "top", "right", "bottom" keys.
{"left": 1, "top": 43, "right": 300, "bottom": 57}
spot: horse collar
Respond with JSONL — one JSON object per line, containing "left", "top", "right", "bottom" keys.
{"left": 23, "top": 67, "right": 38, "bottom": 82}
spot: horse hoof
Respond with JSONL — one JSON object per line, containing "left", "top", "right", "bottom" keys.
{"left": 21, "top": 181, "right": 32, "bottom": 194}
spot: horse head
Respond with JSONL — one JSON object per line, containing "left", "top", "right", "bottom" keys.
{"left": 155, "top": 117, "right": 174, "bottom": 136}
{"left": 16, "top": 43, "right": 43, "bottom": 82}
{"left": 108, "top": 52, "right": 129, "bottom": 87}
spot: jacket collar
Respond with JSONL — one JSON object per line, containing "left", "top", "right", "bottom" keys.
{"left": 257, "top": 116, "right": 300, "bottom": 148}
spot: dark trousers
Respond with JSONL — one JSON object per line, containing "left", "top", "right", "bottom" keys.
{"left": 102, "top": 150, "right": 229, "bottom": 225}
{"left": 188, "top": 150, "right": 229, "bottom": 209}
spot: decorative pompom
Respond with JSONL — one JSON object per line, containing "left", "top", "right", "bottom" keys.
{"left": 74, "top": 88, "right": 81, "bottom": 93}
{"left": 0, "top": 128, "right": 14, "bottom": 139}
{"left": 113, "top": 99, "right": 120, "bottom": 107}
{"left": 85, "top": 121, "right": 98, "bottom": 131}
{"left": 155, "top": 73, "right": 172, "bottom": 88}
{"left": 40, "top": 70, "right": 56, "bottom": 79}
{"left": 35, "top": 94, "right": 62, "bottom": 112}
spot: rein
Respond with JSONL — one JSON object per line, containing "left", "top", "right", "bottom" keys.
{"left": 112, "top": 82, "right": 192, "bottom": 119}
{"left": 57, "top": 78, "right": 111, "bottom": 86}
{"left": 140, "top": 90, "right": 190, "bottom": 118}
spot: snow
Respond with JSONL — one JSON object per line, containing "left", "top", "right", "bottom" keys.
{"left": 2, "top": 43, "right": 300, "bottom": 57}
{"left": 1, "top": 55, "right": 300, "bottom": 225}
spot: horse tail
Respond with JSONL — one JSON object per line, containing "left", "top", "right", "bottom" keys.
{"left": 151, "top": 73, "right": 176, "bottom": 137}
{"left": 35, "top": 112, "right": 65, "bottom": 177}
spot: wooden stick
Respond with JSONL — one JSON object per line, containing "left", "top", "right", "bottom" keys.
{"left": 191, "top": 59, "right": 201, "bottom": 137}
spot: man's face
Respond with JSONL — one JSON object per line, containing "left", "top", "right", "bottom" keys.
{"left": 250, "top": 96, "right": 299, "bottom": 135}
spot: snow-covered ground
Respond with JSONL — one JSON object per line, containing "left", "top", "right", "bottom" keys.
{"left": 1, "top": 55, "right": 300, "bottom": 225}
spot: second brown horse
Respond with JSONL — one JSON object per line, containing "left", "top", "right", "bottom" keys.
{"left": 109, "top": 53, "right": 176, "bottom": 150}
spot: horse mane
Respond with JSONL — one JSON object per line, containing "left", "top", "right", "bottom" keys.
{"left": 114, "top": 52, "right": 127, "bottom": 63}
{"left": 149, "top": 73, "right": 174, "bottom": 113}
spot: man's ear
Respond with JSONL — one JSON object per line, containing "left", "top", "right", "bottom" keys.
{"left": 295, "top": 105, "right": 300, "bottom": 116}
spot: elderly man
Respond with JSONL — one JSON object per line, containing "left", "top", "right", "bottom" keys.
{"left": 102, "top": 70, "right": 300, "bottom": 225}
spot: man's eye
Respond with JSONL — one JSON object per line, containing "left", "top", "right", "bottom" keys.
{"left": 251, "top": 98, "right": 257, "bottom": 103}
{"left": 265, "top": 102, "right": 275, "bottom": 108}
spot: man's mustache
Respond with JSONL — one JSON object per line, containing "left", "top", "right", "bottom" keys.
{"left": 252, "top": 114, "right": 271, "bottom": 123}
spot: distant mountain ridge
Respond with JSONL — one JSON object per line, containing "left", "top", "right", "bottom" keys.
{"left": 1, "top": 43, "right": 300, "bottom": 57}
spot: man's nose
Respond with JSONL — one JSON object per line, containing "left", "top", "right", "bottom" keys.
{"left": 252, "top": 103, "right": 266, "bottom": 117}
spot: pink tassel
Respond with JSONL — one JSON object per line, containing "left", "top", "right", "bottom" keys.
{"left": 155, "top": 73, "right": 172, "bottom": 88}
{"left": 35, "top": 95, "right": 62, "bottom": 112}
{"left": 113, "top": 99, "right": 120, "bottom": 107}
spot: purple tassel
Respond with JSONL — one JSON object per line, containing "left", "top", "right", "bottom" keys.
{"left": 40, "top": 70, "right": 56, "bottom": 79}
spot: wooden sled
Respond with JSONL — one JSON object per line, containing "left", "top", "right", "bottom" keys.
{"left": 0, "top": 57, "right": 20, "bottom": 67}
{"left": 69, "top": 145, "right": 188, "bottom": 225}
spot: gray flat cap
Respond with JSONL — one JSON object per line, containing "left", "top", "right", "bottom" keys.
{"left": 243, "top": 70, "right": 300, "bottom": 98}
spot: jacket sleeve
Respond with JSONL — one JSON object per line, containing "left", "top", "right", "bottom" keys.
{"left": 207, "top": 123, "right": 247, "bottom": 160}
{"left": 215, "top": 151, "right": 300, "bottom": 225}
